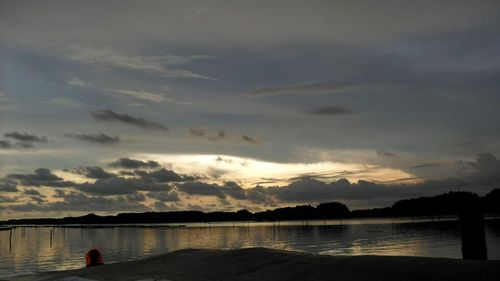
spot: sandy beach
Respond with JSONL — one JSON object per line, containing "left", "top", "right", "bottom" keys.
{"left": 7, "top": 248, "right": 500, "bottom": 281}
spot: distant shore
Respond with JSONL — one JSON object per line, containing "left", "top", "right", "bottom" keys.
{"left": 9, "top": 248, "right": 500, "bottom": 281}
{"left": 2, "top": 190, "right": 499, "bottom": 226}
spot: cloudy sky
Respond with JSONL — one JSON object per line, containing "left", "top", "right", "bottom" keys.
{"left": 1, "top": 0, "right": 500, "bottom": 219}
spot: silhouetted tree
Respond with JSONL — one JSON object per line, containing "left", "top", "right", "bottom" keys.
{"left": 317, "top": 202, "right": 350, "bottom": 218}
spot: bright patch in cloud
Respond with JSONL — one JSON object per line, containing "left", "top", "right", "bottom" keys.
{"left": 133, "top": 154, "right": 416, "bottom": 187}
{"left": 109, "top": 89, "right": 166, "bottom": 102}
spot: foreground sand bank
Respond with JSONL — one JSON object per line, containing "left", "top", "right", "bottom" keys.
{"left": 9, "top": 248, "right": 500, "bottom": 281}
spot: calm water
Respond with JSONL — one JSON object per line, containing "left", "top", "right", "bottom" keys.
{"left": 1, "top": 218, "right": 500, "bottom": 278}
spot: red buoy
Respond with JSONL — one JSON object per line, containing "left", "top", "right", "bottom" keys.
{"left": 85, "top": 248, "right": 104, "bottom": 267}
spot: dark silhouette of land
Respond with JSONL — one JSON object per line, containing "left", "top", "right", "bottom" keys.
{"left": 1, "top": 189, "right": 499, "bottom": 226}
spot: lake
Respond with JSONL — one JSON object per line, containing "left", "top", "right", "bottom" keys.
{"left": 1, "top": 218, "right": 500, "bottom": 278}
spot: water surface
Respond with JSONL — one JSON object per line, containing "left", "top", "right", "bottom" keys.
{"left": 1, "top": 218, "right": 500, "bottom": 278}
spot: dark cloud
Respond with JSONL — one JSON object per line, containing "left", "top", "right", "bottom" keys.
{"left": 377, "top": 151, "right": 396, "bottom": 157}
{"left": 16, "top": 142, "right": 34, "bottom": 149}
{"left": 241, "top": 135, "right": 260, "bottom": 144}
{"left": 65, "top": 132, "right": 120, "bottom": 144}
{"left": 153, "top": 201, "right": 168, "bottom": 210}
{"left": 220, "top": 181, "right": 247, "bottom": 200}
{"left": 91, "top": 109, "right": 168, "bottom": 131}
{"left": 109, "top": 158, "right": 161, "bottom": 169}
{"left": 126, "top": 193, "right": 146, "bottom": 203}
{"left": 135, "top": 168, "right": 193, "bottom": 182}
{"left": 0, "top": 180, "right": 18, "bottom": 192}
{"left": 6, "top": 168, "right": 76, "bottom": 187}
{"left": 245, "top": 186, "right": 277, "bottom": 205}
{"left": 0, "top": 140, "right": 37, "bottom": 149}
{"left": 4, "top": 132, "right": 48, "bottom": 142}
{"left": 251, "top": 82, "right": 362, "bottom": 96}
{"left": 0, "top": 140, "right": 12, "bottom": 148}
{"left": 189, "top": 128, "right": 205, "bottom": 137}
{"left": 23, "top": 189, "right": 44, "bottom": 197}
{"left": 303, "top": 105, "right": 355, "bottom": 116}
{"left": 8, "top": 193, "right": 150, "bottom": 213}
{"left": 176, "top": 181, "right": 226, "bottom": 198}
{"left": 190, "top": 128, "right": 226, "bottom": 141}
{"left": 412, "top": 163, "right": 441, "bottom": 169}
{"left": 147, "top": 191, "right": 180, "bottom": 202}
{"left": 173, "top": 180, "right": 274, "bottom": 204}
{"left": 0, "top": 195, "right": 17, "bottom": 203}
{"left": 262, "top": 177, "right": 457, "bottom": 205}
{"left": 465, "top": 153, "right": 500, "bottom": 186}
{"left": 76, "top": 177, "right": 171, "bottom": 195}
{"left": 53, "top": 189, "right": 67, "bottom": 198}
{"left": 73, "top": 166, "right": 115, "bottom": 179}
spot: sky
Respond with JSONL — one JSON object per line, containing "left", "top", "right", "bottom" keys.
{"left": 1, "top": 0, "right": 500, "bottom": 219}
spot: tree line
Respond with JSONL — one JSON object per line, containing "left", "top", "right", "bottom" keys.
{"left": 1, "top": 188, "right": 499, "bottom": 225}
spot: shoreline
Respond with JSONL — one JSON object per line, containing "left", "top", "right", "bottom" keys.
{"left": 8, "top": 248, "right": 500, "bottom": 281}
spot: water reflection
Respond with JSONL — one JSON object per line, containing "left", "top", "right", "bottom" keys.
{"left": 1, "top": 219, "right": 499, "bottom": 277}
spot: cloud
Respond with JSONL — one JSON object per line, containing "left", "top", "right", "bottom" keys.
{"left": 73, "top": 166, "right": 115, "bottom": 179}
{"left": 63, "top": 45, "right": 216, "bottom": 80}
{"left": 65, "top": 132, "right": 120, "bottom": 144}
{"left": 0, "top": 180, "right": 18, "bottom": 192}
{"left": 16, "top": 142, "right": 34, "bottom": 149}
{"left": 377, "top": 151, "right": 396, "bottom": 157}
{"left": 0, "top": 195, "right": 17, "bottom": 203}
{"left": 303, "top": 106, "right": 355, "bottom": 116}
{"left": 464, "top": 153, "right": 500, "bottom": 186}
{"left": 4, "top": 132, "right": 47, "bottom": 142}
{"left": 6, "top": 168, "right": 76, "bottom": 187}
{"left": 261, "top": 177, "right": 447, "bottom": 205}
{"left": 241, "top": 135, "right": 260, "bottom": 144}
{"left": 0, "top": 140, "right": 12, "bottom": 149}
{"left": 76, "top": 177, "right": 171, "bottom": 195}
{"left": 209, "top": 131, "right": 226, "bottom": 141}
{"left": 165, "top": 152, "right": 499, "bottom": 207}
{"left": 109, "top": 158, "right": 161, "bottom": 169}
{"left": 172, "top": 180, "right": 264, "bottom": 202}
{"left": 176, "top": 181, "right": 226, "bottom": 198}
{"left": 91, "top": 109, "right": 168, "bottom": 131}
{"left": 23, "top": 188, "right": 44, "bottom": 197}
{"left": 109, "top": 89, "right": 165, "bottom": 103}
{"left": 190, "top": 128, "right": 205, "bottom": 137}
{"left": 146, "top": 191, "right": 180, "bottom": 202}
{"left": 412, "top": 163, "right": 441, "bottom": 169}
{"left": 220, "top": 181, "right": 248, "bottom": 200}
{"left": 190, "top": 128, "right": 226, "bottom": 141}
{"left": 250, "top": 82, "right": 363, "bottom": 96}
{"left": 126, "top": 193, "right": 147, "bottom": 203}
{"left": 68, "top": 77, "right": 92, "bottom": 87}
{"left": 134, "top": 168, "right": 193, "bottom": 182}
{"left": 4, "top": 153, "right": 499, "bottom": 214}
{"left": 8, "top": 193, "right": 150, "bottom": 213}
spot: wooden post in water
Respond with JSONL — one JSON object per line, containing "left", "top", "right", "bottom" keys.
{"left": 9, "top": 228, "right": 13, "bottom": 253}
{"left": 460, "top": 196, "right": 487, "bottom": 260}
